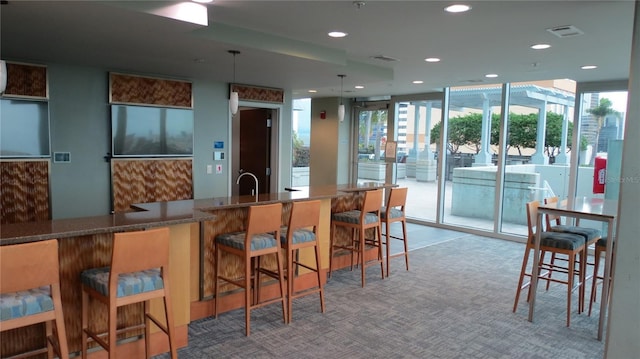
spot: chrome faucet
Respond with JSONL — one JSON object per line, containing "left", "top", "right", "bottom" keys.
{"left": 236, "top": 170, "right": 259, "bottom": 199}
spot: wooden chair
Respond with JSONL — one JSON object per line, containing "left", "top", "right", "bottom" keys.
{"left": 380, "top": 187, "right": 409, "bottom": 277}
{"left": 80, "top": 227, "right": 177, "bottom": 359}
{"left": 0, "top": 240, "right": 69, "bottom": 359}
{"left": 513, "top": 200, "right": 587, "bottom": 326}
{"left": 329, "top": 188, "right": 384, "bottom": 287}
{"left": 214, "top": 203, "right": 287, "bottom": 336}
{"left": 280, "top": 200, "right": 325, "bottom": 323}
{"left": 544, "top": 196, "right": 601, "bottom": 248}
{"left": 543, "top": 196, "right": 601, "bottom": 299}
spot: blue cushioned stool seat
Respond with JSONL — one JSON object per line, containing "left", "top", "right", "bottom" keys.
{"left": 550, "top": 225, "right": 601, "bottom": 242}
{"left": 332, "top": 210, "right": 379, "bottom": 224}
{"left": 536, "top": 231, "right": 586, "bottom": 250}
{"left": 215, "top": 231, "right": 278, "bottom": 251}
{"left": 0, "top": 286, "right": 53, "bottom": 321}
{"left": 280, "top": 226, "right": 316, "bottom": 245}
{"left": 80, "top": 267, "right": 163, "bottom": 297}
{"left": 380, "top": 207, "right": 403, "bottom": 220}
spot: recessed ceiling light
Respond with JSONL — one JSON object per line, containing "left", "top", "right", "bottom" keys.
{"left": 308, "top": 90, "right": 317, "bottom": 93}
{"left": 445, "top": 4, "right": 471, "bottom": 13}
{"left": 485, "top": 74, "right": 498, "bottom": 78}
{"left": 531, "top": 44, "right": 551, "bottom": 50}
{"left": 412, "top": 80, "right": 424, "bottom": 84}
{"left": 425, "top": 57, "right": 441, "bottom": 63}
{"left": 328, "top": 31, "right": 348, "bottom": 38}
{"left": 355, "top": 85, "right": 364, "bottom": 89}
{"left": 581, "top": 65, "right": 598, "bottom": 70}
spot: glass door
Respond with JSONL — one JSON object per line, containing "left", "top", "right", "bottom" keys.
{"left": 392, "top": 95, "right": 443, "bottom": 222}
{"left": 355, "top": 102, "right": 388, "bottom": 184}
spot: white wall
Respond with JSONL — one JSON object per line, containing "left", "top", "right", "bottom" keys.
{"left": 606, "top": 1, "right": 640, "bottom": 357}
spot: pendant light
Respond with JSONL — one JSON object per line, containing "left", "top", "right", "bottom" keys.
{"left": 338, "top": 74, "right": 346, "bottom": 122}
{"left": 0, "top": 60, "right": 7, "bottom": 94}
{"left": 228, "top": 50, "right": 240, "bottom": 115}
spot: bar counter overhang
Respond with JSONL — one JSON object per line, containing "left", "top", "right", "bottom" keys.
{"left": 0, "top": 182, "right": 393, "bottom": 358}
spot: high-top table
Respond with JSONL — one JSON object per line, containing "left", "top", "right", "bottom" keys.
{"left": 531, "top": 197, "right": 618, "bottom": 340}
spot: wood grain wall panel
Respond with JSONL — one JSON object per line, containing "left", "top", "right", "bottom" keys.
{"left": 0, "top": 161, "right": 50, "bottom": 224}
{"left": 111, "top": 159, "right": 193, "bottom": 212}
{"left": 232, "top": 84, "right": 284, "bottom": 104}
{"left": 3, "top": 62, "right": 48, "bottom": 99}
{"left": 110, "top": 73, "right": 192, "bottom": 108}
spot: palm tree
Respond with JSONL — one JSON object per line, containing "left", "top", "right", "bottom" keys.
{"left": 587, "top": 98, "right": 620, "bottom": 164}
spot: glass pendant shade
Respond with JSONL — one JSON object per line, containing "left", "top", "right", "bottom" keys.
{"left": 338, "top": 103, "right": 345, "bottom": 122}
{"left": 229, "top": 91, "right": 239, "bottom": 115}
{"left": 0, "top": 60, "right": 7, "bottom": 93}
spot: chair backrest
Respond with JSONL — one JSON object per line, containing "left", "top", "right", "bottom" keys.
{"left": 386, "top": 187, "right": 407, "bottom": 212}
{"left": 288, "top": 200, "right": 321, "bottom": 234}
{"left": 0, "top": 239, "right": 59, "bottom": 294}
{"left": 110, "top": 227, "right": 170, "bottom": 275}
{"left": 246, "top": 203, "right": 283, "bottom": 245}
{"left": 361, "top": 189, "right": 384, "bottom": 216}
{"left": 543, "top": 196, "right": 564, "bottom": 227}
{"left": 526, "top": 200, "right": 542, "bottom": 241}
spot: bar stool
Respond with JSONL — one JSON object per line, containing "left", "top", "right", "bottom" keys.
{"left": 544, "top": 197, "right": 601, "bottom": 247}
{"left": 0, "top": 239, "right": 70, "bottom": 359}
{"left": 80, "top": 227, "right": 177, "bottom": 359}
{"left": 329, "top": 188, "right": 384, "bottom": 287}
{"left": 280, "top": 200, "right": 325, "bottom": 323}
{"left": 380, "top": 187, "right": 409, "bottom": 277}
{"left": 513, "top": 200, "right": 587, "bottom": 327}
{"left": 214, "top": 202, "right": 287, "bottom": 336}
{"left": 588, "top": 236, "right": 614, "bottom": 316}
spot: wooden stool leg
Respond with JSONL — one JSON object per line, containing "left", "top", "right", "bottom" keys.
{"left": 214, "top": 244, "right": 220, "bottom": 318}
{"left": 359, "top": 228, "right": 366, "bottom": 287}
{"left": 328, "top": 223, "right": 335, "bottom": 278}
{"left": 377, "top": 225, "right": 384, "bottom": 279}
{"left": 385, "top": 220, "right": 391, "bottom": 277}
{"left": 402, "top": 220, "right": 409, "bottom": 271}
{"left": 82, "top": 290, "right": 89, "bottom": 359}
{"left": 52, "top": 287, "right": 69, "bottom": 359}
{"left": 287, "top": 248, "right": 295, "bottom": 323}
{"left": 245, "top": 255, "right": 252, "bottom": 336}
{"left": 589, "top": 248, "right": 601, "bottom": 316}
{"left": 163, "top": 277, "right": 177, "bottom": 359}
{"left": 144, "top": 301, "right": 152, "bottom": 358}
{"left": 314, "top": 245, "right": 325, "bottom": 314}
{"left": 108, "top": 300, "right": 117, "bottom": 358}
{"left": 276, "top": 250, "right": 288, "bottom": 324}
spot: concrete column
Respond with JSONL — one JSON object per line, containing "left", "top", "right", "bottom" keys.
{"left": 424, "top": 102, "right": 433, "bottom": 160}
{"left": 412, "top": 103, "right": 421, "bottom": 159}
{"left": 473, "top": 96, "right": 493, "bottom": 166}
{"left": 531, "top": 103, "right": 549, "bottom": 165}
{"left": 555, "top": 104, "right": 570, "bottom": 165}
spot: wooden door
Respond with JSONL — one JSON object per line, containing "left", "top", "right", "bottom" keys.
{"left": 238, "top": 108, "right": 271, "bottom": 195}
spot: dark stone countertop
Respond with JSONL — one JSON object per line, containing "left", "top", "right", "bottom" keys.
{"left": 0, "top": 182, "right": 394, "bottom": 245}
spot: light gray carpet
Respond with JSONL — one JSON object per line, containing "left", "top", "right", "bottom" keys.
{"left": 157, "top": 226, "right": 605, "bottom": 358}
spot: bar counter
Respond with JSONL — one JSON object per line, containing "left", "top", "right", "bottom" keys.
{"left": 0, "top": 182, "right": 393, "bottom": 357}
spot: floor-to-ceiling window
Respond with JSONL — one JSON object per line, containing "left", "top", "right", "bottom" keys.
{"left": 573, "top": 88, "right": 628, "bottom": 202}
{"left": 499, "top": 81, "right": 577, "bottom": 236}
{"left": 292, "top": 98, "right": 311, "bottom": 186}
{"left": 351, "top": 80, "right": 627, "bottom": 241}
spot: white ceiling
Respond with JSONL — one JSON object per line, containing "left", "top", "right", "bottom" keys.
{"left": 0, "top": 1, "right": 636, "bottom": 100}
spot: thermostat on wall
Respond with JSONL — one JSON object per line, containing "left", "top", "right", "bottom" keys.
{"left": 53, "top": 152, "right": 71, "bottom": 163}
